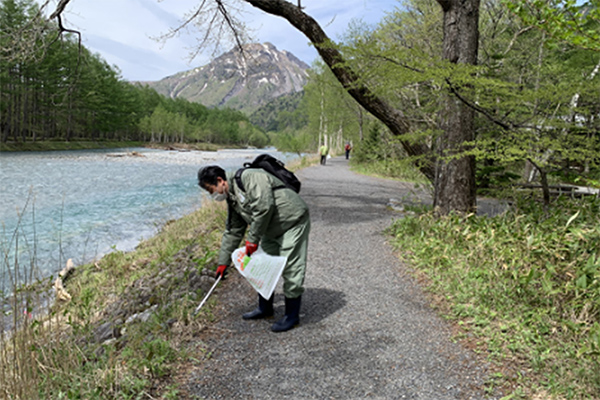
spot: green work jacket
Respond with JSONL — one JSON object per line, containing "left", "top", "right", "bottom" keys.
{"left": 218, "top": 169, "right": 309, "bottom": 266}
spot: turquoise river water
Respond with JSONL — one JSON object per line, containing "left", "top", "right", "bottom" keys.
{"left": 0, "top": 147, "right": 298, "bottom": 291}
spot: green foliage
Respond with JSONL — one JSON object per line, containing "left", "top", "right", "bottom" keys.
{"left": 351, "top": 122, "right": 430, "bottom": 171}
{"left": 300, "top": 62, "right": 367, "bottom": 154}
{"left": 388, "top": 195, "right": 600, "bottom": 398}
{"left": 476, "top": 162, "right": 521, "bottom": 193}
{"left": 248, "top": 129, "right": 269, "bottom": 148}
{"left": 123, "top": 338, "right": 177, "bottom": 379}
{"left": 0, "top": 140, "right": 145, "bottom": 151}
{"left": 351, "top": 157, "right": 430, "bottom": 184}
{"left": 504, "top": 0, "right": 600, "bottom": 51}
{"left": 249, "top": 91, "right": 307, "bottom": 132}
{"left": 271, "top": 131, "right": 315, "bottom": 155}
{"left": 350, "top": 121, "right": 431, "bottom": 184}
{"left": 472, "top": 1, "right": 600, "bottom": 198}
{"left": 352, "top": 124, "right": 386, "bottom": 163}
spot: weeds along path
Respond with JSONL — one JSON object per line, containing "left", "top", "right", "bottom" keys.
{"left": 186, "top": 156, "right": 498, "bottom": 399}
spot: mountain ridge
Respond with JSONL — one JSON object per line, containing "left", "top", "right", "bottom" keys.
{"left": 143, "top": 42, "right": 309, "bottom": 115}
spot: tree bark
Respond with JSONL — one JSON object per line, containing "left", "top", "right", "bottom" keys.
{"left": 433, "top": 0, "right": 479, "bottom": 215}
{"left": 246, "top": 0, "right": 435, "bottom": 181}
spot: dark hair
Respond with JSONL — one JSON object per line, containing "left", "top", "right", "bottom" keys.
{"left": 197, "top": 165, "right": 226, "bottom": 190}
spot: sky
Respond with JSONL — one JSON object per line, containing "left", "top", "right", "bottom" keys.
{"left": 39, "top": 0, "right": 401, "bottom": 82}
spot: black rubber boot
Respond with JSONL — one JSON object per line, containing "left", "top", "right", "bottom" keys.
{"left": 242, "top": 294, "right": 274, "bottom": 320}
{"left": 271, "top": 296, "right": 301, "bottom": 332}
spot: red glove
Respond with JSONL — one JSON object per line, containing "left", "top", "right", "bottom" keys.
{"left": 216, "top": 264, "right": 227, "bottom": 278}
{"left": 245, "top": 241, "right": 258, "bottom": 257}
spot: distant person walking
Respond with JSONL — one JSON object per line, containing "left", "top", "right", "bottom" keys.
{"left": 319, "top": 144, "right": 329, "bottom": 165}
{"left": 344, "top": 142, "right": 352, "bottom": 160}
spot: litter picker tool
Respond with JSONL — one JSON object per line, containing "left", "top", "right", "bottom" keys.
{"left": 192, "top": 274, "right": 221, "bottom": 316}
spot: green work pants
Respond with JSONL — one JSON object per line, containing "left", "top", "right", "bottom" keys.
{"left": 261, "top": 212, "right": 310, "bottom": 299}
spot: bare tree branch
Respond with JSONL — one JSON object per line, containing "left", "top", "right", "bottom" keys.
{"left": 445, "top": 79, "right": 511, "bottom": 130}
{"left": 215, "top": 0, "right": 245, "bottom": 52}
{"left": 49, "top": 0, "right": 71, "bottom": 19}
{"left": 157, "top": 0, "right": 252, "bottom": 62}
{"left": 44, "top": 0, "right": 83, "bottom": 94}
{"left": 1, "top": 0, "right": 55, "bottom": 63}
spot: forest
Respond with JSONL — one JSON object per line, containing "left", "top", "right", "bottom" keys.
{"left": 0, "top": 0, "right": 269, "bottom": 148}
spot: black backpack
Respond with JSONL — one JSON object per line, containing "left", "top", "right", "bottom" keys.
{"left": 234, "top": 154, "right": 301, "bottom": 193}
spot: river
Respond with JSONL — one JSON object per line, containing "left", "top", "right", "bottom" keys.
{"left": 0, "top": 147, "right": 299, "bottom": 291}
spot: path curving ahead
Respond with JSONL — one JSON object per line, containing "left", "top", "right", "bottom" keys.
{"left": 187, "top": 156, "right": 498, "bottom": 399}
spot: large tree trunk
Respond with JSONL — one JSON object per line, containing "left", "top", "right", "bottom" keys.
{"left": 434, "top": 0, "right": 479, "bottom": 215}
{"left": 246, "top": 0, "right": 435, "bottom": 181}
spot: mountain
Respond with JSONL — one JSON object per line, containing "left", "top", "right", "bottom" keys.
{"left": 145, "top": 42, "right": 309, "bottom": 115}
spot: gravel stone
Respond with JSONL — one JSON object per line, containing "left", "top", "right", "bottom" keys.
{"left": 186, "top": 156, "right": 501, "bottom": 399}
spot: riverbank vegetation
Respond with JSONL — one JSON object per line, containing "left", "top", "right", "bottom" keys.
{"left": 0, "top": 140, "right": 225, "bottom": 152}
{"left": 0, "top": 140, "right": 145, "bottom": 152}
{"left": 355, "top": 158, "right": 600, "bottom": 399}
{"left": 388, "top": 194, "right": 600, "bottom": 399}
{"left": 1, "top": 201, "right": 227, "bottom": 399}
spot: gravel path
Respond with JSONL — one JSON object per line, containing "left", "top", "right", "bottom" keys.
{"left": 187, "top": 156, "right": 499, "bottom": 399}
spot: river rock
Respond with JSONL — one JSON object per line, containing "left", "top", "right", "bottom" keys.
{"left": 93, "top": 321, "right": 122, "bottom": 344}
{"left": 125, "top": 304, "right": 158, "bottom": 324}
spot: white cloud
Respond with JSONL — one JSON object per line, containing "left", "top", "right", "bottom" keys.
{"left": 40, "top": 0, "right": 400, "bottom": 81}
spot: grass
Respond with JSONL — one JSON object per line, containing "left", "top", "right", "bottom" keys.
{"left": 0, "top": 140, "right": 146, "bottom": 152}
{"left": 0, "top": 140, "right": 227, "bottom": 152}
{"left": 350, "top": 158, "right": 431, "bottom": 186}
{"left": 386, "top": 196, "right": 600, "bottom": 399}
{"left": 1, "top": 201, "right": 227, "bottom": 399}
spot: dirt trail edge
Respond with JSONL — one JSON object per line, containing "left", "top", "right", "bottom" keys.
{"left": 187, "top": 156, "right": 499, "bottom": 400}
